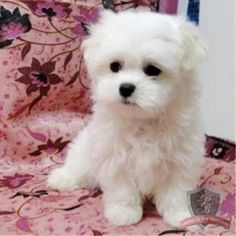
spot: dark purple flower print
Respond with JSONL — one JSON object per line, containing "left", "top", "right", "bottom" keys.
{"left": 35, "top": 1, "right": 71, "bottom": 18}
{"left": 102, "top": 0, "right": 115, "bottom": 10}
{"left": 102, "top": 0, "right": 159, "bottom": 11}
{"left": 21, "top": 0, "right": 72, "bottom": 19}
{"left": 0, "top": 173, "right": 33, "bottom": 189}
{"left": 71, "top": 7, "right": 100, "bottom": 37}
{"left": 30, "top": 137, "right": 70, "bottom": 156}
{"left": 0, "top": 7, "right": 31, "bottom": 48}
{"left": 16, "top": 58, "right": 62, "bottom": 96}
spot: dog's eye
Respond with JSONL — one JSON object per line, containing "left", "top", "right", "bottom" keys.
{"left": 144, "top": 64, "right": 161, "bottom": 76}
{"left": 110, "top": 61, "right": 122, "bottom": 73}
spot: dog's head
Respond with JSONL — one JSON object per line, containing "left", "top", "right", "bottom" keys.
{"left": 82, "top": 10, "right": 207, "bottom": 119}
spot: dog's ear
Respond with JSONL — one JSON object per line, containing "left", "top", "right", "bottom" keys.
{"left": 81, "top": 10, "right": 116, "bottom": 71}
{"left": 81, "top": 10, "right": 115, "bottom": 53}
{"left": 179, "top": 19, "right": 208, "bottom": 71}
{"left": 85, "top": 10, "right": 116, "bottom": 35}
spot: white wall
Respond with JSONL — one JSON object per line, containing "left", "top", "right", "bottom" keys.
{"left": 178, "top": 0, "right": 235, "bottom": 141}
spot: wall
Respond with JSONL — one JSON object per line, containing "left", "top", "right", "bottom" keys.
{"left": 178, "top": 0, "right": 235, "bottom": 141}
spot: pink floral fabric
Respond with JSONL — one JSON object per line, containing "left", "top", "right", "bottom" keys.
{"left": 0, "top": 0, "right": 235, "bottom": 235}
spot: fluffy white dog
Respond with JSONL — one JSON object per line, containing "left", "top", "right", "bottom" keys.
{"left": 48, "top": 10, "right": 207, "bottom": 227}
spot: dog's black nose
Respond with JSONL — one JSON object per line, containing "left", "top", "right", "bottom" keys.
{"left": 119, "top": 83, "right": 136, "bottom": 98}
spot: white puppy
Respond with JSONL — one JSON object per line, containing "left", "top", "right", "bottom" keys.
{"left": 48, "top": 10, "right": 207, "bottom": 227}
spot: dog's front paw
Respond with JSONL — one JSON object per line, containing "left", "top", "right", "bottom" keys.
{"left": 164, "top": 210, "right": 191, "bottom": 228}
{"left": 47, "top": 167, "right": 80, "bottom": 191}
{"left": 105, "top": 204, "right": 142, "bottom": 226}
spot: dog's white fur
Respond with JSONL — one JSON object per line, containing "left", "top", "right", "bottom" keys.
{"left": 47, "top": 10, "right": 207, "bottom": 227}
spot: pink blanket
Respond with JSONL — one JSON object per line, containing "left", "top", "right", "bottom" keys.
{"left": 0, "top": 1, "right": 235, "bottom": 235}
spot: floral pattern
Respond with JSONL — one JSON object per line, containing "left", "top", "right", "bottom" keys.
{"left": 16, "top": 58, "right": 62, "bottom": 112}
{"left": 30, "top": 137, "right": 70, "bottom": 156}
{"left": 20, "top": 0, "right": 72, "bottom": 19}
{"left": 0, "top": 173, "right": 33, "bottom": 189}
{"left": 0, "top": 0, "right": 235, "bottom": 235}
{"left": 72, "top": 7, "right": 100, "bottom": 37}
{"left": 0, "top": 6, "right": 31, "bottom": 48}
{"left": 17, "top": 58, "right": 61, "bottom": 93}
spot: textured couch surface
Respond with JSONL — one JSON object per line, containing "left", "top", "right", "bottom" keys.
{"left": 0, "top": 1, "right": 235, "bottom": 235}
